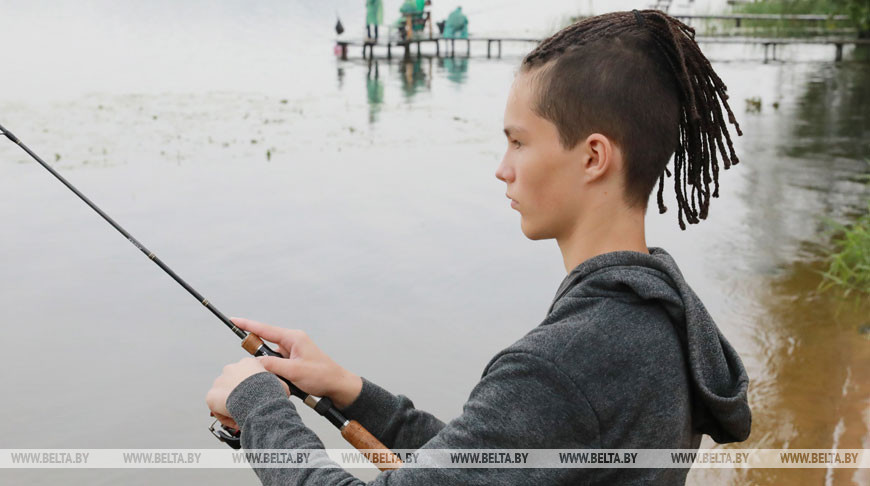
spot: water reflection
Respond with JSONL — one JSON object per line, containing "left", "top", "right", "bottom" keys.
{"left": 440, "top": 56, "right": 469, "bottom": 84}
{"left": 400, "top": 57, "right": 432, "bottom": 99}
{"left": 333, "top": 53, "right": 478, "bottom": 127}
{"left": 336, "top": 66, "right": 346, "bottom": 90}
{"left": 366, "top": 60, "right": 384, "bottom": 123}
{"left": 735, "top": 60, "right": 870, "bottom": 276}
{"left": 344, "top": 56, "right": 472, "bottom": 125}
{"left": 787, "top": 52, "right": 870, "bottom": 163}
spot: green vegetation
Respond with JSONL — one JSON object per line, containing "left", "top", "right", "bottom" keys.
{"left": 734, "top": 0, "right": 848, "bottom": 16}
{"left": 570, "top": 1, "right": 868, "bottom": 37}
{"left": 730, "top": 0, "right": 869, "bottom": 37}
{"left": 818, "top": 193, "right": 870, "bottom": 298}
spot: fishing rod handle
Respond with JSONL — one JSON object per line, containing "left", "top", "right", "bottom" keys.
{"left": 241, "top": 333, "right": 403, "bottom": 471}
{"left": 340, "top": 421, "right": 403, "bottom": 470}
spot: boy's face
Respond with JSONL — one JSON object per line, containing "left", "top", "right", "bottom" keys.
{"left": 496, "top": 71, "right": 590, "bottom": 241}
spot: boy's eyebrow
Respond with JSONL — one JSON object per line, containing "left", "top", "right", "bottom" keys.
{"left": 503, "top": 126, "right": 526, "bottom": 137}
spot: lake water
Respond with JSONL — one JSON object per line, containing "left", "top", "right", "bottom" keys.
{"left": 1, "top": 1, "right": 868, "bottom": 484}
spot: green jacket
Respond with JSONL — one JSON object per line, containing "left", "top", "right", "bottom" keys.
{"left": 366, "top": 0, "right": 383, "bottom": 25}
{"left": 443, "top": 7, "right": 469, "bottom": 39}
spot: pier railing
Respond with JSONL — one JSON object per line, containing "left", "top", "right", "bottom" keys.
{"left": 336, "top": 35, "right": 869, "bottom": 63}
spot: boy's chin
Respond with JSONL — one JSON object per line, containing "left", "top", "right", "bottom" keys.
{"left": 520, "top": 219, "right": 553, "bottom": 241}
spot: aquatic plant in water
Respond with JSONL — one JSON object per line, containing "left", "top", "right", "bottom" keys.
{"left": 818, "top": 197, "right": 870, "bottom": 297}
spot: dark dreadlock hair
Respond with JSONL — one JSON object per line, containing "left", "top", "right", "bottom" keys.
{"left": 520, "top": 9, "right": 742, "bottom": 230}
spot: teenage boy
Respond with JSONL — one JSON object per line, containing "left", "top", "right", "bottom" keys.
{"left": 207, "top": 9, "right": 751, "bottom": 485}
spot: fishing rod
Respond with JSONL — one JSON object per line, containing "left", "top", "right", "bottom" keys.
{"left": 0, "top": 122, "right": 401, "bottom": 471}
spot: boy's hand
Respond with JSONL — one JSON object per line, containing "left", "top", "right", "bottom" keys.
{"left": 231, "top": 317, "right": 363, "bottom": 410}
{"left": 205, "top": 357, "right": 274, "bottom": 429}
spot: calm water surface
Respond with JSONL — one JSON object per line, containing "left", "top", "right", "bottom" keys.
{"left": 1, "top": 1, "right": 867, "bottom": 484}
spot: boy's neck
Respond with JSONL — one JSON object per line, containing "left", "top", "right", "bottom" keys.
{"left": 556, "top": 206, "right": 649, "bottom": 273}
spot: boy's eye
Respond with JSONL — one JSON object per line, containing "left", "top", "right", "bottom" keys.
{"left": 510, "top": 139, "right": 522, "bottom": 148}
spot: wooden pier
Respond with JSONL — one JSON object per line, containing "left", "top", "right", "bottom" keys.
{"left": 335, "top": 37, "right": 538, "bottom": 61}
{"left": 336, "top": 35, "right": 870, "bottom": 63}
{"left": 696, "top": 36, "right": 870, "bottom": 62}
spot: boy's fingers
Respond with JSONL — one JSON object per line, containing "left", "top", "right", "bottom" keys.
{"left": 231, "top": 317, "right": 285, "bottom": 343}
{"left": 258, "top": 356, "right": 301, "bottom": 382}
{"left": 212, "top": 412, "right": 238, "bottom": 430}
{"left": 230, "top": 317, "right": 305, "bottom": 351}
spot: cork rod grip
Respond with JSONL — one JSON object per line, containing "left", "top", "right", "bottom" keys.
{"left": 341, "top": 420, "right": 403, "bottom": 471}
{"left": 241, "top": 333, "right": 265, "bottom": 356}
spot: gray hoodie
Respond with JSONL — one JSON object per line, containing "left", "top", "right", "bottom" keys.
{"left": 227, "top": 247, "right": 751, "bottom": 485}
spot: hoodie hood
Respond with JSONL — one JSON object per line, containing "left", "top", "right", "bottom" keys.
{"left": 547, "top": 247, "right": 752, "bottom": 444}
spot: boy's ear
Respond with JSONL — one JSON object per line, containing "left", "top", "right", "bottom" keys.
{"left": 581, "top": 133, "right": 616, "bottom": 183}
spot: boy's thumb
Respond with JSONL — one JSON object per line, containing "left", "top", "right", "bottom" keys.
{"left": 258, "top": 356, "right": 294, "bottom": 379}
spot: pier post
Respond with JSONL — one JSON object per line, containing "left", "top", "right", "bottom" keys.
{"left": 498, "top": 40, "right": 502, "bottom": 58}
{"left": 835, "top": 43, "right": 843, "bottom": 61}
{"left": 340, "top": 43, "right": 348, "bottom": 61}
{"left": 417, "top": 41, "right": 421, "bottom": 57}
{"left": 451, "top": 39, "right": 455, "bottom": 58}
{"left": 466, "top": 39, "right": 470, "bottom": 57}
{"left": 387, "top": 42, "right": 392, "bottom": 60}
{"left": 487, "top": 39, "right": 491, "bottom": 58}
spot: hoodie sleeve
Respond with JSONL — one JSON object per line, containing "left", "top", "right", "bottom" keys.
{"left": 226, "top": 351, "right": 601, "bottom": 485}
{"left": 336, "top": 376, "right": 447, "bottom": 450}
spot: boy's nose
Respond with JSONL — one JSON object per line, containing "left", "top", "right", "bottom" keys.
{"left": 495, "top": 158, "right": 513, "bottom": 183}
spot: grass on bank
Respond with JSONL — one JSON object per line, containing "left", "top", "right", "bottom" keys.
{"left": 818, "top": 192, "right": 870, "bottom": 298}
{"left": 727, "top": 0, "right": 869, "bottom": 37}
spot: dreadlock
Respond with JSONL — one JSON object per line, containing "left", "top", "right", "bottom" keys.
{"left": 520, "top": 9, "right": 741, "bottom": 230}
